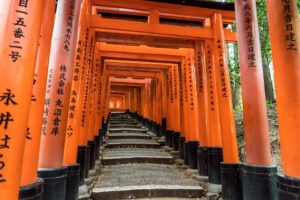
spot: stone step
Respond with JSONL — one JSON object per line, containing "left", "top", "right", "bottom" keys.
{"left": 109, "top": 128, "right": 147, "bottom": 134}
{"left": 109, "top": 124, "right": 142, "bottom": 129}
{"left": 110, "top": 121, "right": 137, "bottom": 125}
{"left": 91, "top": 164, "right": 204, "bottom": 199}
{"left": 102, "top": 148, "right": 173, "bottom": 165}
{"left": 92, "top": 185, "right": 204, "bottom": 199}
{"left": 106, "top": 139, "right": 160, "bottom": 148}
{"left": 108, "top": 133, "right": 152, "bottom": 140}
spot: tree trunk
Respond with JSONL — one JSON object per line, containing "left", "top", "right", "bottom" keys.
{"left": 231, "top": 84, "right": 241, "bottom": 108}
{"left": 262, "top": 62, "right": 275, "bottom": 103}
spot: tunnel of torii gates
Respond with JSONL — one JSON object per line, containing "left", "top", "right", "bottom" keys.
{"left": 0, "top": 0, "right": 299, "bottom": 200}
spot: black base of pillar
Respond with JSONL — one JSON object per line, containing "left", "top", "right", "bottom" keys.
{"left": 172, "top": 132, "right": 180, "bottom": 151}
{"left": 88, "top": 140, "right": 96, "bottom": 169}
{"left": 100, "top": 133, "right": 103, "bottom": 146}
{"left": 165, "top": 130, "right": 170, "bottom": 146}
{"left": 208, "top": 147, "right": 223, "bottom": 184}
{"left": 77, "top": 146, "right": 87, "bottom": 185}
{"left": 38, "top": 166, "right": 67, "bottom": 200}
{"left": 178, "top": 136, "right": 185, "bottom": 159}
{"left": 19, "top": 179, "right": 44, "bottom": 200}
{"left": 161, "top": 118, "right": 166, "bottom": 136}
{"left": 242, "top": 164, "right": 278, "bottom": 200}
{"left": 94, "top": 135, "right": 100, "bottom": 159}
{"left": 278, "top": 174, "right": 300, "bottom": 200}
{"left": 85, "top": 147, "right": 90, "bottom": 178}
{"left": 183, "top": 142, "right": 189, "bottom": 165}
{"left": 221, "top": 163, "right": 243, "bottom": 200}
{"left": 169, "top": 131, "right": 174, "bottom": 148}
{"left": 65, "top": 164, "right": 80, "bottom": 200}
{"left": 197, "top": 147, "right": 208, "bottom": 176}
{"left": 188, "top": 141, "right": 199, "bottom": 169}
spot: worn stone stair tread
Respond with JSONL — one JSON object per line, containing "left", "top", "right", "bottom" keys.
{"left": 108, "top": 139, "right": 159, "bottom": 145}
{"left": 106, "top": 139, "right": 160, "bottom": 148}
{"left": 94, "top": 164, "right": 199, "bottom": 187}
{"left": 110, "top": 126, "right": 143, "bottom": 129}
{"left": 110, "top": 121, "right": 137, "bottom": 124}
{"left": 108, "top": 133, "right": 152, "bottom": 139}
{"left": 109, "top": 127, "right": 147, "bottom": 131}
{"left": 92, "top": 185, "right": 204, "bottom": 199}
{"left": 102, "top": 148, "right": 173, "bottom": 165}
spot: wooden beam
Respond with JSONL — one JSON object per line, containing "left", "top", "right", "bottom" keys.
{"left": 99, "top": 42, "right": 189, "bottom": 56}
{"left": 100, "top": 52, "right": 182, "bottom": 63}
{"left": 91, "top": 16, "right": 213, "bottom": 40}
{"left": 95, "top": 32, "right": 195, "bottom": 48}
{"left": 91, "top": 0, "right": 235, "bottom": 21}
{"left": 105, "top": 59, "right": 172, "bottom": 70}
{"left": 90, "top": 16, "right": 237, "bottom": 42}
{"left": 108, "top": 69, "right": 158, "bottom": 78}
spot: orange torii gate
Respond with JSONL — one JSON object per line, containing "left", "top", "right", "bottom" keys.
{"left": 0, "top": 0, "right": 298, "bottom": 199}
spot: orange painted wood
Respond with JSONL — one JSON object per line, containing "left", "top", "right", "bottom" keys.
{"left": 236, "top": 0, "right": 272, "bottom": 166}
{"left": 267, "top": 0, "right": 300, "bottom": 178}
{"left": 0, "top": 1, "right": 12, "bottom": 57}
{"left": 184, "top": 53, "right": 200, "bottom": 142}
{"left": 79, "top": 28, "right": 95, "bottom": 145}
{"left": 21, "top": 0, "right": 56, "bottom": 186}
{"left": 179, "top": 58, "right": 191, "bottom": 140}
{"left": 211, "top": 13, "right": 239, "bottom": 163}
{"left": 38, "top": 0, "right": 80, "bottom": 168}
{"left": 168, "top": 65, "right": 181, "bottom": 132}
{"left": 194, "top": 41, "right": 209, "bottom": 147}
{"left": 204, "top": 40, "right": 222, "bottom": 147}
{"left": 92, "top": 0, "right": 236, "bottom": 22}
{"left": 64, "top": 0, "right": 90, "bottom": 164}
{"left": 0, "top": 0, "right": 44, "bottom": 197}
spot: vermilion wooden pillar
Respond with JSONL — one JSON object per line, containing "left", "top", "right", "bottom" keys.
{"left": 180, "top": 58, "right": 190, "bottom": 141}
{"left": 0, "top": 1, "right": 12, "bottom": 57}
{"left": 71, "top": 19, "right": 92, "bottom": 188}
{"left": 63, "top": 0, "right": 89, "bottom": 166}
{"left": 0, "top": 1, "right": 44, "bottom": 199}
{"left": 177, "top": 58, "right": 188, "bottom": 160}
{"left": 82, "top": 29, "right": 95, "bottom": 144}
{"left": 38, "top": 0, "right": 80, "bottom": 199}
{"left": 160, "top": 71, "right": 168, "bottom": 133}
{"left": 87, "top": 42, "right": 100, "bottom": 170}
{"left": 63, "top": 0, "right": 90, "bottom": 190}
{"left": 194, "top": 40, "right": 213, "bottom": 181}
{"left": 93, "top": 50, "right": 101, "bottom": 135}
{"left": 211, "top": 12, "right": 242, "bottom": 199}
{"left": 185, "top": 53, "right": 200, "bottom": 142}
{"left": 172, "top": 65, "right": 181, "bottom": 132}
{"left": 184, "top": 52, "right": 200, "bottom": 169}
{"left": 194, "top": 41, "right": 209, "bottom": 147}
{"left": 167, "top": 67, "right": 174, "bottom": 131}
{"left": 211, "top": 13, "right": 239, "bottom": 163}
{"left": 204, "top": 39, "right": 223, "bottom": 191}
{"left": 165, "top": 65, "right": 181, "bottom": 150}
{"left": 266, "top": 1, "right": 300, "bottom": 199}
{"left": 20, "top": 0, "right": 56, "bottom": 190}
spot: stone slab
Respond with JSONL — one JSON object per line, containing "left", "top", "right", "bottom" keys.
{"left": 94, "top": 163, "right": 199, "bottom": 187}
{"left": 109, "top": 127, "right": 147, "bottom": 132}
{"left": 108, "top": 133, "right": 152, "bottom": 140}
{"left": 109, "top": 124, "right": 142, "bottom": 129}
{"left": 93, "top": 163, "right": 203, "bottom": 199}
{"left": 107, "top": 139, "right": 160, "bottom": 148}
{"left": 92, "top": 185, "right": 204, "bottom": 199}
{"left": 102, "top": 148, "right": 173, "bottom": 165}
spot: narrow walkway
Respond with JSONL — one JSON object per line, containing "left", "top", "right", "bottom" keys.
{"left": 91, "top": 113, "right": 205, "bottom": 199}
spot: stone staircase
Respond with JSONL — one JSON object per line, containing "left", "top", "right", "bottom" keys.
{"left": 91, "top": 112, "right": 204, "bottom": 199}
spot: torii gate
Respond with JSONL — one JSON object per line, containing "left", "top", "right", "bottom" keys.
{"left": 0, "top": 0, "right": 299, "bottom": 200}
